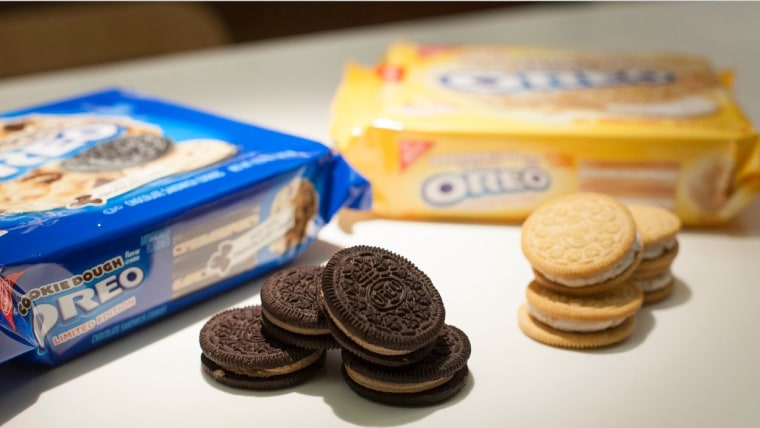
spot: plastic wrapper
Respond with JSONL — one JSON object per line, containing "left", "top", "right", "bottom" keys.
{"left": 0, "top": 89, "right": 370, "bottom": 365}
{"left": 331, "top": 42, "right": 760, "bottom": 225}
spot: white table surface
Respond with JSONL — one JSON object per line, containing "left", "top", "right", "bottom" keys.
{"left": 2, "top": 3, "right": 760, "bottom": 427}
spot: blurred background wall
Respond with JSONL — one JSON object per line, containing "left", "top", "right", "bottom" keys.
{"left": 0, "top": 2, "right": 525, "bottom": 79}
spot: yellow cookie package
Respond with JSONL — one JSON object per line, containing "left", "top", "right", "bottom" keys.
{"left": 330, "top": 42, "right": 760, "bottom": 225}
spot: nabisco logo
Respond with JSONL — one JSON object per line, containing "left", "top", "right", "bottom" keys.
{"left": 399, "top": 140, "right": 433, "bottom": 171}
{"left": 0, "top": 272, "right": 23, "bottom": 331}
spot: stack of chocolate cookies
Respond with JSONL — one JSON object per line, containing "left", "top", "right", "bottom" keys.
{"left": 320, "top": 246, "right": 471, "bottom": 406}
{"left": 198, "top": 265, "right": 332, "bottom": 391}
{"left": 199, "top": 245, "right": 471, "bottom": 407}
{"left": 517, "top": 192, "right": 646, "bottom": 349}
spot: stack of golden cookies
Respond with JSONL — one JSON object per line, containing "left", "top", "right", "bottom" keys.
{"left": 517, "top": 192, "right": 680, "bottom": 349}
{"left": 625, "top": 204, "right": 681, "bottom": 304}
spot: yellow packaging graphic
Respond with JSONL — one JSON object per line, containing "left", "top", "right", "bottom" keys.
{"left": 331, "top": 42, "right": 760, "bottom": 225}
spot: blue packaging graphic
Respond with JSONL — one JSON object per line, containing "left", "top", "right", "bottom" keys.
{"left": 0, "top": 88, "right": 370, "bottom": 365}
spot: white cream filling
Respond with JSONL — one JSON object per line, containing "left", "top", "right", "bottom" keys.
{"left": 632, "top": 271, "right": 673, "bottom": 292}
{"left": 642, "top": 237, "right": 677, "bottom": 260}
{"left": 527, "top": 304, "right": 625, "bottom": 333}
{"left": 540, "top": 233, "right": 641, "bottom": 287}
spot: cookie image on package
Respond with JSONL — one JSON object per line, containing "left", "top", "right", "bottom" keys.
{"left": 61, "top": 133, "right": 172, "bottom": 173}
{"left": 521, "top": 192, "right": 643, "bottom": 296}
{"left": 341, "top": 324, "right": 471, "bottom": 407}
{"left": 626, "top": 203, "right": 681, "bottom": 303}
{"left": 518, "top": 280, "right": 643, "bottom": 349}
{"left": 577, "top": 159, "right": 679, "bottom": 211}
{"left": 0, "top": 115, "right": 163, "bottom": 213}
{"left": 260, "top": 265, "right": 339, "bottom": 350}
{"left": 124, "top": 139, "right": 237, "bottom": 177}
{"left": 687, "top": 154, "right": 734, "bottom": 215}
{"left": 319, "top": 245, "right": 446, "bottom": 367}
{"left": 86, "top": 139, "right": 237, "bottom": 210}
{"left": 171, "top": 206, "right": 261, "bottom": 298}
{"left": 0, "top": 113, "right": 238, "bottom": 214}
{"left": 0, "top": 168, "right": 119, "bottom": 213}
{"left": 268, "top": 177, "right": 318, "bottom": 254}
{"left": 199, "top": 305, "right": 326, "bottom": 390}
{"left": 441, "top": 51, "right": 721, "bottom": 117}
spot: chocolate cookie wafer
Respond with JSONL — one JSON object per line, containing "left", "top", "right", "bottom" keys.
{"left": 320, "top": 245, "right": 445, "bottom": 366}
{"left": 260, "top": 265, "right": 338, "bottom": 350}
{"left": 341, "top": 324, "right": 471, "bottom": 406}
{"left": 199, "top": 305, "right": 326, "bottom": 390}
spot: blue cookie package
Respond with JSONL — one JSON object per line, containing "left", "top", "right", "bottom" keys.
{"left": 0, "top": 88, "right": 371, "bottom": 365}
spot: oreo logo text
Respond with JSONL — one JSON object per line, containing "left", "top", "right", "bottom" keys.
{"left": 13, "top": 256, "right": 145, "bottom": 350}
{"left": 422, "top": 167, "right": 551, "bottom": 206}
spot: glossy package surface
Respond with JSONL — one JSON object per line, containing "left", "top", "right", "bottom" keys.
{"left": 0, "top": 88, "right": 370, "bottom": 365}
{"left": 331, "top": 42, "right": 760, "bottom": 225}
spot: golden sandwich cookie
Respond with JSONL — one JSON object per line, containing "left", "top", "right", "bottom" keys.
{"left": 521, "top": 192, "right": 643, "bottom": 296}
{"left": 518, "top": 280, "right": 644, "bottom": 349}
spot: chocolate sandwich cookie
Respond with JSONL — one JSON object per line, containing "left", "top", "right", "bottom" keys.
{"left": 341, "top": 325, "right": 471, "bottom": 407}
{"left": 626, "top": 204, "right": 680, "bottom": 303}
{"left": 518, "top": 280, "right": 643, "bottom": 349}
{"left": 260, "top": 265, "right": 338, "bottom": 350}
{"left": 199, "top": 305, "right": 326, "bottom": 390}
{"left": 320, "top": 245, "right": 445, "bottom": 366}
{"left": 521, "top": 192, "right": 643, "bottom": 296}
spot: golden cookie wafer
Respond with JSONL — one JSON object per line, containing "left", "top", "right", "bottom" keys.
{"left": 521, "top": 192, "right": 642, "bottom": 292}
{"left": 642, "top": 280, "right": 676, "bottom": 304}
{"left": 518, "top": 280, "right": 642, "bottom": 348}
{"left": 627, "top": 204, "right": 681, "bottom": 244}
{"left": 631, "top": 263, "right": 670, "bottom": 280}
